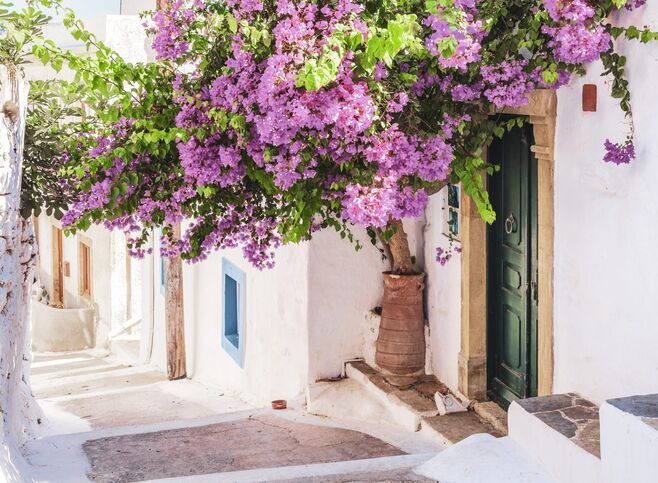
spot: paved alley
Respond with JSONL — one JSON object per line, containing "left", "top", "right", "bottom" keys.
{"left": 25, "top": 351, "right": 440, "bottom": 482}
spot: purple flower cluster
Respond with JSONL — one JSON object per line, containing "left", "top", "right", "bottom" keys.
{"left": 541, "top": 0, "right": 610, "bottom": 65}
{"left": 147, "top": 0, "right": 205, "bottom": 61}
{"left": 481, "top": 61, "right": 533, "bottom": 108}
{"left": 424, "top": 1, "right": 484, "bottom": 72}
{"left": 603, "top": 139, "right": 635, "bottom": 165}
{"left": 64, "top": 0, "right": 647, "bottom": 270}
{"left": 622, "top": 0, "right": 647, "bottom": 11}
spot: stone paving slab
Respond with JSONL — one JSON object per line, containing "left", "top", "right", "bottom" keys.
{"left": 83, "top": 414, "right": 406, "bottom": 482}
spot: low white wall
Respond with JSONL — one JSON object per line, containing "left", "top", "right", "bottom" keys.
{"left": 31, "top": 300, "right": 95, "bottom": 352}
{"left": 600, "top": 400, "right": 658, "bottom": 483}
{"left": 552, "top": 4, "right": 658, "bottom": 404}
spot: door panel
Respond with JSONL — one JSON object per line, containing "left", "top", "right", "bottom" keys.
{"left": 487, "top": 120, "right": 538, "bottom": 409}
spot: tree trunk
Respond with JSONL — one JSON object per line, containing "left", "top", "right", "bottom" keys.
{"left": 164, "top": 222, "right": 186, "bottom": 380}
{"left": 383, "top": 219, "right": 415, "bottom": 274}
{"left": 156, "top": 0, "right": 186, "bottom": 381}
{"left": 0, "top": 65, "right": 41, "bottom": 480}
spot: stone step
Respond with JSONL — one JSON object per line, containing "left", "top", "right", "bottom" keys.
{"left": 415, "top": 434, "right": 555, "bottom": 483}
{"left": 473, "top": 400, "right": 509, "bottom": 435}
{"left": 345, "top": 361, "right": 442, "bottom": 432}
{"left": 509, "top": 393, "right": 602, "bottom": 483}
{"left": 600, "top": 394, "right": 658, "bottom": 483}
{"left": 421, "top": 412, "right": 503, "bottom": 447}
{"left": 346, "top": 362, "right": 501, "bottom": 446}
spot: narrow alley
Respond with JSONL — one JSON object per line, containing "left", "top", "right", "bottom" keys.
{"left": 24, "top": 351, "right": 440, "bottom": 482}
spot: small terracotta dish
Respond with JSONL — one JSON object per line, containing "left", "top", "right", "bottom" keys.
{"left": 271, "top": 399, "right": 287, "bottom": 410}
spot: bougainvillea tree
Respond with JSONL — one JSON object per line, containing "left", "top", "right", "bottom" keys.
{"left": 30, "top": 0, "right": 654, "bottom": 275}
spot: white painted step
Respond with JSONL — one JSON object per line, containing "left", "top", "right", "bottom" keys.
{"left": 415, "top": 434, "right": 555, "bottom": 483}
{"left": 508, "top": 395, "right": 601, "bottom": 483}
{"left": 600, "top": 395, "right": 658, "bottom": 483}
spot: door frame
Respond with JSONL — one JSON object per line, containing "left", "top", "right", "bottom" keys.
{"left": 458, "top": 89, "right": 556, "bottom": 401}
{"left": 486, "top": 119, "right": 538, "bottom": 407}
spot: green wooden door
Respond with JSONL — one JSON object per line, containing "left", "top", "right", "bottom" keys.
{"left": 487, "top": 120, "right": 538, "bottom": 409}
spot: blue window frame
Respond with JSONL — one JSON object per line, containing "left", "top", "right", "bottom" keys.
{"left": 160, "top": 256, "right": 165, "bottom": 295}
{"left": 221, "top": 258, "right": 245, "bottom": 367}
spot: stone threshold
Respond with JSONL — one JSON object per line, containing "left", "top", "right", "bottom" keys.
{"left": 346, "top": 362, "right": 503, "bottom": 447}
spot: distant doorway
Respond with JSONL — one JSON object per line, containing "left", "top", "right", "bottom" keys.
{"left": 52, "top": 226, "right": 64, "bottom": 307}
{"left": 487, "top": 120, "right": 538, "bottom": 409}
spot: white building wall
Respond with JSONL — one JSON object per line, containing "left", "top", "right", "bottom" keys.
{"left": 120, "top": 0, "right": 156, "bottom": 16}
{"left": 145, "top": 233, "right": 311, "bottom": 406}
{"left": 424, "top": 192, "right": 462, "bottom": 392}
{"left": 552, "top": 4, "right": 658, "bottom": 404}
{"left": 306, "top": 227, "right": 387, "bottom": 381}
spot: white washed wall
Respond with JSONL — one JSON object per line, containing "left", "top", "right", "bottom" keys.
{"left": 552, "top": 4, "right": 658, "bottom": 404}
{"left": 306, "top": 226, "right": 387, "bottom": 381}
{"left": 424, "top": 191, "right": 462, "bottom": 392}
{"left": 120, "top": 0, "right": 156, "bottom": 15}
{"left": 145, "top": 235, "right": 311, "bottom": 406}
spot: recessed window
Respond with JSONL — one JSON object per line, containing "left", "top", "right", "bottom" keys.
{"left": 222, "top": 258, "right": 245, "bottom": 367}
{"left": 79, "top": 240, "right": 92, "bottom": 299}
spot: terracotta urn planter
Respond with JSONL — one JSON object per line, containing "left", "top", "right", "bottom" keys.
{"left": 375, "top": 272, "right": 426, "bottom": 376}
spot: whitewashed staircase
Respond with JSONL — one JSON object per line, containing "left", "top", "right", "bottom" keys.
{"left": 415, "top": 393, "right": 658, "bottom": 483}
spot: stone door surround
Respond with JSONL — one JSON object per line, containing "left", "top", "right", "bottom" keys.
{"left": 459, "top": 90, "right": 556, "bottom": 401}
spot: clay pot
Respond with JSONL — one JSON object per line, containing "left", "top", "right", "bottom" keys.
{"left": 271, "top": 399, "right": 287, "bottom": 410}
{"left": 375, "top": 273, "right": 426, "bottom": 376}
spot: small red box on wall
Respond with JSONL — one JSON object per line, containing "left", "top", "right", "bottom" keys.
{"left": 582, "top": 84, "right": 597, "bottom": 112}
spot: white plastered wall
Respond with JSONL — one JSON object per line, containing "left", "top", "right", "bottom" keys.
{"left": 551, "top": 5, "right": 658, "bottom": 404}
{"left": 145, "top": 231, "right": 311, "bottom": 406}
{"left": 423, "top": 191, "right": 462, "bottom": 392}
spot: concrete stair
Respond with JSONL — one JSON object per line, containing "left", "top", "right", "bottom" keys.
{"left": 345, "top": 363, "right": 658, "bottom": 482}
